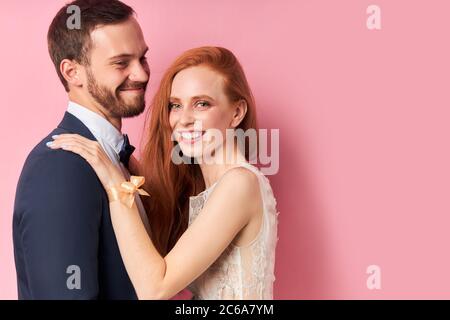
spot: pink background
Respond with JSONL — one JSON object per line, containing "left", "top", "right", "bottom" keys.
{"left": 1, "top": 0, "right": 450, "bottom": 299}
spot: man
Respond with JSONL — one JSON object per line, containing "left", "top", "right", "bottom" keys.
{"left": 13, "top": 0, "right": 150, "bottom": 299}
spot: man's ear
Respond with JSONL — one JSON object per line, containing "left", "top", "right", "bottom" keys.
{"left": 60, "top": 59, "right": 84, "bottom": 88}
{"left": 230, "top": 99, "right": 248, "bottom": 128}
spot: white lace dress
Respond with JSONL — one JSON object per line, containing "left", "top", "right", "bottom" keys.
{"left": 187, "top": 162, "right": 279, "bottom": 300}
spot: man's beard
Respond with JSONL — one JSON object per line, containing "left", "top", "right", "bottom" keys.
{"left": 86, "top": 68, "right": 147, "bottom": 118}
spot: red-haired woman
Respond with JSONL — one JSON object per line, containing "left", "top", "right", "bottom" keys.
{"left": 49, "top": 47, "right": 279, "bottom": 300}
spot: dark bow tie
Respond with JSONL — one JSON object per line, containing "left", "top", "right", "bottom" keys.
{"left": 119, "top": 134, "right": 135, "bottom": 169}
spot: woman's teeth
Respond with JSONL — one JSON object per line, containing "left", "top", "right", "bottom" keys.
{"left": 180, "top": 131, "right": 203, "bottom": 140}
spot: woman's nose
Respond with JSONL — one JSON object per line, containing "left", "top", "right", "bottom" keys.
{"left": 179, "top": 106, "right": 195, "bottom": 126}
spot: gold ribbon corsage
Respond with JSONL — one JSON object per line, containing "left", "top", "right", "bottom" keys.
{"left": 107, "top": 176, "right": 150, "bottom": 208}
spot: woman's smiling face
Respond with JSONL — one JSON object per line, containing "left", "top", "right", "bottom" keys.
{"left": 169, "top": 65, "right": 241, "bottom": 160}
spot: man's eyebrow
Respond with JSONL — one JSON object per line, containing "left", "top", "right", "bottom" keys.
{"left": 108, "top": 47, "right": 149, "bottom": 61}
{"left": 109, "top": 53, "right": 132, "bottom": 61}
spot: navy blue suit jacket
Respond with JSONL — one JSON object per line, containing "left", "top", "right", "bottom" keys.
{"left": 13, "top": 112, "right": 137, "bottom": 300}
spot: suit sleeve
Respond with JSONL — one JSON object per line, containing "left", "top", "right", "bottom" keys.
{"left": 17, "top": 150, "right": 103, "bottom": 299}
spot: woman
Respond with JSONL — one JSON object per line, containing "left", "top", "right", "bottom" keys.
{"left": 48, "top": 46, "right": 279, "bottom": 299}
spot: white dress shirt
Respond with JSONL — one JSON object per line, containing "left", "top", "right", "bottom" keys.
{"left": 67, "top": 101, "right": 151, "bottom": 234}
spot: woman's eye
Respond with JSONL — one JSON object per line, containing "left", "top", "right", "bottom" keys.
{"left": 196, "top": 101, "right": 210, "bottom": 108}
{"left": 169, "top": 103, "right": 181, "bottom": 110}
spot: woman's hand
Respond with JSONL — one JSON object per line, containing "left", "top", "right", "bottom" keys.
{"left": 47, "top": 134, "right": 125, "bottom": 190}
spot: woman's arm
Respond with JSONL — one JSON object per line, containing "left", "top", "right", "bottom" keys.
{"left": 128, "top": 155, "right": 141, "bottom": 176}
{"left": 49, "top": 134, "right": 260, "bottom": 299}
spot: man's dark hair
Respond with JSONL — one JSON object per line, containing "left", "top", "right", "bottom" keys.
{"left": 47, "top": 0, "right": 135, "bottom": 92}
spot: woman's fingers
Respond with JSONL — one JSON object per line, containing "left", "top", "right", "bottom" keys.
{"left": 50, "top": 134, "right": 97, "bottom": 150}
{"left": 52, "top": 133, "right": 92, "bottom": 144}
{"left": 48, "top": 139, "right": 96, "bottom": 162}
{"left": 49, "top": 134, "right": 104, "bottom": 157}
{"left": 47, "top": 134, "right": 102, "bottom": 162}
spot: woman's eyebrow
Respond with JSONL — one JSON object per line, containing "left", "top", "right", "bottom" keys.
{"left": 191, "top": 95, "right": 215, "bottom": 101}
{"left": 169, "top": 95, "right": 216, "bottom": 104}
{"left": 169, "top": 96, "right": 181, "bottom": 103}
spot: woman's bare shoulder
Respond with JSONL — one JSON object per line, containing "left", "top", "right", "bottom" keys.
{"left": 209, "top": 166, "right": 262, "bottom": 210}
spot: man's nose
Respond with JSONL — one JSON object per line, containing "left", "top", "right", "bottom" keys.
{"left": 129, "top": 61, "right": 150, "bottom": 83}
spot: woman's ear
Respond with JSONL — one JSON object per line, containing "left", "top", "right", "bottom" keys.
{"left": 60, "top": 59, "right": 84, "bottom": 89}
{"left": 230, "top": 99, "right": 248, "bottom": 128}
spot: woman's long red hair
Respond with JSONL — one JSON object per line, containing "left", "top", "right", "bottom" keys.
{"left": 139, "top": 46, "right": 258, "bottom": 255}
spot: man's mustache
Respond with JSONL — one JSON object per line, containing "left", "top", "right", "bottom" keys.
{"left": 118, "top": 81, "right": 148, "bottom": 91}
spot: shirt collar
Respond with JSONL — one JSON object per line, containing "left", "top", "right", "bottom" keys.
{"left": 67, "top": 101, "right": 124, "bottom": 155}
